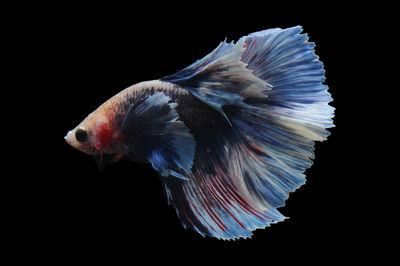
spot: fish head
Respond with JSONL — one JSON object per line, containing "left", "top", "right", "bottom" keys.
{"left": 65, "top": 109, "right": 117, "bottom": 156}
{"left": 65, "top": 113, "right": 101, "bottom": 156}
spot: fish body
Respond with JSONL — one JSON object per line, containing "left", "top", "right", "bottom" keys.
{"left": 66, "top": 81, "right": 181, "bottom": 155}
{"left": 66, "top": 80, "right": 205, "bottom": 167}
{"left": 65, "top": 26, "right": 334, "bottom": 239}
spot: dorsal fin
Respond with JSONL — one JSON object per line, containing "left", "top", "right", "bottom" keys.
{"left": 161, "top": 40, "right": 272, "bottom": 120}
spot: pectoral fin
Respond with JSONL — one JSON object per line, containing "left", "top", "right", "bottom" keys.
{"left": 119, "top": 92, "right": 195, "bottom": 179}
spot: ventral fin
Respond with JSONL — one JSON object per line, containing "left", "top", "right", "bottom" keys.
{"left": 93, "top": 153, "right": 123, "bottom": 171}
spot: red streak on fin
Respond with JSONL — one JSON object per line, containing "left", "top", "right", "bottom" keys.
{"left": 195, "top": 177, "right": 227, "bottom": 231}
{"left": 217, "top": 167, "right": 267, "bottom": 221}
{"left": 184, "top": 185, "right": 216, "bottom": 232}
{"left": 207, "top": 176, "right": 245, "bottom": 229}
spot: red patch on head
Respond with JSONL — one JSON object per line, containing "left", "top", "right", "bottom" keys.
{"left": 94, "top": 121, "right": 113, "bottom": 150}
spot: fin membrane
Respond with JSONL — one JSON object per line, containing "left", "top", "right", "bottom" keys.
{"left": 162, "top": 40, "right": 270, "bottom": 118}
{"left": 120, "top": 92, "right": 195, "bottom": 179}
{"left": 158, "top": 26, "right": 334, "bottom": 239}
{"left": 161, "top": 139, "right": 287, "bottom": 240}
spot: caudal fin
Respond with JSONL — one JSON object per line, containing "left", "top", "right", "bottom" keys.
{"left": 158, "top": 26, "right": 334, "bottom": 239}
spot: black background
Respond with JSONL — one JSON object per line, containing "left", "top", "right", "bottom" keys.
{"left": 6, "top": 2, "right": 382, "bottom": 263}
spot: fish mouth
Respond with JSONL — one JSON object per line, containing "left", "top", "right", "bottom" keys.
{"left": 64, "top": 130, "right": 74, "bottom": 145}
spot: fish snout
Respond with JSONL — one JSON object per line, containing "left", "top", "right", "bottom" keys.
{"left": 64, "top": 130, "right": 74, "bottom": 146}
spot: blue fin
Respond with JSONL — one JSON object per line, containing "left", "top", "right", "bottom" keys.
{"left": 219, "top": 26, "right": 335, "bottom": 209}
{"left": 159, "top": 101, "right": 288, "bottom": 239}
{"left": 237, "top": 26, "right": 334, "bottom": 132}
{"left": 161, "top": 145, "right": 287, "bottom": 239}
{"left": 158, "top": 26, "right": 334, "bottom": 239}
{"left": 161, "top": 40, "right": 271, "bottom": 121}
{"left": 120, "top": 92, "right": 195, "bottom": 179}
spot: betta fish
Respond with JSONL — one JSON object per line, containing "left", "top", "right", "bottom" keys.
{"left": 65, "top": 26, "right": 334, "bottom": 239}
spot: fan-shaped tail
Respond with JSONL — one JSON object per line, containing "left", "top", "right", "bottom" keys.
{"left": 159, "top": 26, "right": 334, "bottom": 239}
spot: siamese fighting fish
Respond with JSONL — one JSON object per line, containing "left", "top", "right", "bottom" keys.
{"left": 65, "top": 26, "right": 334, "bottom": 239}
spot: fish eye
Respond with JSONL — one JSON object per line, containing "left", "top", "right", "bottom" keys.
{"left": 75, "top": 129, "right": 88, "bottom": 142}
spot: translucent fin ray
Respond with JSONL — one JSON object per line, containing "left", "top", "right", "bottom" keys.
{"left": 162, "top": 41, "right": 270, "bottom": 117}
{"left": 120, "top": 92, "right": 195, "bottom": 178}
{"left": 159, "top": 26, "right": 334, "bottom": 239}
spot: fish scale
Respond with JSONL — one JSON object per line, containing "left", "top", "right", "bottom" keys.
{"left": 65, "top": 26, "right": 334, "bottom": 239}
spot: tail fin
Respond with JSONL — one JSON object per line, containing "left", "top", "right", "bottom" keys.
{"left": 224, "top": 26, "right": 334, "bottom": 209}
{"left": 237, "top": 26, "right": 334, "bottom": 137}
{"left": 160, "top": 26, "right": 334, "bottom": 239}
